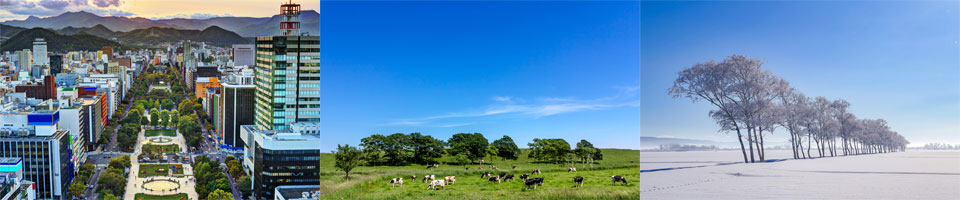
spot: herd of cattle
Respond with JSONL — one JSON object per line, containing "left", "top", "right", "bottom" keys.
{"left": 387, "top": 165, "right": 630, "bottom": 190}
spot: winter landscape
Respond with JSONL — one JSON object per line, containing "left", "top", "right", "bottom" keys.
{"left": 641, "top": 1, "right": 960, "bottom": 199}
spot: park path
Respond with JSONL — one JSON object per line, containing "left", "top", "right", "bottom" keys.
{"left": 123, "top": 123, "right": 199, "bottom": 200}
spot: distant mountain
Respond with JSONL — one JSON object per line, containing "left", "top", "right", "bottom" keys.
{"left": 0, "top": 28, "right": 122, "bottom": 52}
{"left": 57, "top": 24, "right": 118, "bottom": 39}
{"left": 113, "top": 26, "right": 249, "bottom": 46}
{"left": 639, "top": 136, "right": 743, "bottom": 149}
{"left": 1, "top": 24, "right": 27, "bottom": 40}
{"left": 2, "top": 10, "right": 320, "bottom": 37}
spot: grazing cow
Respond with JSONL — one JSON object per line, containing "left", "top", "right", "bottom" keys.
{"left": 444, "top": 176, "right": 456, "bottom": 185}
{"left": 427, "top": 165, "right": 435, "bottom": 169}
{"left": 498, "top": 172, "right": 506, "bottom": 178}
{"left": 389, "top": 178, "right": 403, "bottom": 187}
{"left": 434, "top": 164, "right": 440, "bottom": 168}
{"left": 503, "top": 174, "right": 514, "bottom": 181}
{"left": 465, "top": 166, "right": 470, "bottom": 170}
{"left": 490, "top": 165, "right": 497, "bottom": 170}
{"left": 488, "top": 176, "right": 501, "bottom": 184}
{"left": 524, "top": 178, "right": 544, "bottom": 189}
{"left": 427, "top": 180, "right": 446, "bottom": 190}
{"left": 481, "top": 172, "right": 491, "bottom": 178}
{"left": 412, "top": 175, "right": 417, "bottom": 181}
{"left": 568, "top": 167, "right": 577, "bottom": 172}
{"left": 519, "top": 174, "right": 530, "bottom": 181}
{"left": 573, "top": 176, "right": 584, "bottom": 188}
{"left": 612, "top": 176, "right": 628, "bottom": 186}
{"left": 423, "top": 175, "right": 435, "bottom": 183}
{"left": 512, "top": 165, "right": 517, "bottom": 170}
{"left": 532, "top": 169, "right": 541, "bottom": 174}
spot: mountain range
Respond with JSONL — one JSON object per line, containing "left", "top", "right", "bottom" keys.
{"left": 1, "top": 10, "right": 320, "bottom": 37}
{"left": 0, "top": 28, "right": 122, "bottom": 52}
{"left": 57, "top": 24, "right": 249, "bottom": 46}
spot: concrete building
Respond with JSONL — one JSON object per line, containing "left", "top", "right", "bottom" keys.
{"left": 232, "top": 44, "right": 255, "bottom": 67}
{"left": 274, "top": 185, "right": 320, "bottom": 200}
{"left": 240, "top": 123, "right": 322, "bottom": 199}
{"left": 253, "top": 35, "right": 321, "bottom": 130}
{"left": 49, "top": 55, "right": 62, "bottom": 75}
{"left": 0, "top": 110, "right": 71, "bottom": 200}
{"left": 218, "top": 80, "right": 255, "bottom": 152}
{"left": 31, "top": 39, "right": 47, "bottom": 68}
{"left": 0, "top": 157, "right": 37, "bottom": 200}
{"left": 14, "top": 76, "right": 56, "bottom": 100}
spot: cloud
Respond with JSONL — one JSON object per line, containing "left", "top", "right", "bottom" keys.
{"left": 384, "top": 86, "right": 640, "bottom": 127}
{"left": 39, "top": 0, "right": 69, "bottom": 10}
{"left": 91, "top": 0, "right": 119, "bottom": 7}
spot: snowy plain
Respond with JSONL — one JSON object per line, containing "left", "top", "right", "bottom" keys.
{"left": 637, "top": 150, "right": 960, "bottom": 199}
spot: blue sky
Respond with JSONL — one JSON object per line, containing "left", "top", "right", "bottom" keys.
{"left": 641, "top": 1, "right": 960, "bottom": 146}
{"left": 319, "top": 1, "right": 640, "bottom": 151}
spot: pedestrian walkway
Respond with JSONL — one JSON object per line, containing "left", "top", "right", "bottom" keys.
{"left": 124, "top": 125, "right": 198, "bottom": 200}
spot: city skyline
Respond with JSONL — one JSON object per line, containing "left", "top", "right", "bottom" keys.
{"left": 0, "top": 0, "right": 321, "bottom": 21}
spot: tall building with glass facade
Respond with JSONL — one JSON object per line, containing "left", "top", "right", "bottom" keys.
{"left": 253, "top": 36, "right": 321, "bottom": 131}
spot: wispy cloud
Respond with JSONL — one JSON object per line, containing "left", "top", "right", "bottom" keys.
{"left": 384, "top": 86, "right": 639, "bottom": 127}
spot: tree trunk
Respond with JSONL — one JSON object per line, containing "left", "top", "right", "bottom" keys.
{"left": 736, "top": 129, "right": 748, "bottom": 163}
{"left": 748, "top": 127, "right": 755, "bottom": 163}
{"left": 758, "top": 126, "right": 765, "bottom": 162}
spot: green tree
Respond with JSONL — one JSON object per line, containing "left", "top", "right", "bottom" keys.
{"left": 574, "top": 139, "right": 598, "bottom": 168}
{"left": 409, "top": 132, "right": 445, "bottom": 164}
{"left": 150, "top": 108, "right": 160, "bottom": 127}
{"left": 68, "top": 180, "right": 85, "bottom": 199}
{"left": 179, "top": 99, "right": 195, "bottom": 115}
{"left": 100, "top": 127, "right": 114, "bottom": 146}
{"left": 334, "top": 144, "right": 363, "bottom": 180}
{"left": 98, "top": 170, "right": 125, "bottom": 196}
{"left": 447, "top": 133, "right": 489, "bottom": 164}
{"left": 161, "top": 99, "right": 175, "bottom": 110}
{"left": 528, "top": 138, "right": 572, "bottom": 164}
{"left": 123, "top": 109, "right": 142, "bottom": 124}
{"left": 207, "top": 189, "right": 233, "bottom": 200}
{"left": 154, "top": 99, "right": 161, "bottom": 110}
{"left": 160, "top": 109, "right": 170, "bottom": 127}
{"left": 169, "top": 109, "right": 180, "bottom": 127}
{"left": 359, "top": 134, "right": 387, "bottom": 165}
{"left": 101, "top": 192, "right": 121, "bottom": 200}
{"left": 237, "top": 175, "right": 252, "bottom": 197}
{"left": 492, "top": 135, "right": 521, "bottom": 160}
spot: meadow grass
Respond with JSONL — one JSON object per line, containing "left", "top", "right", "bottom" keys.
{"left": 145, "top": 129, "right": 176, "bottom": 137}
{"left": 318, "top": 149, "right": 640, "bottom": 199}
{"left": 134, "top": 193, "right": 187, "bottom": 200}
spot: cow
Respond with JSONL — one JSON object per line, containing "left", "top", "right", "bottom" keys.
{"left": 444, "top": 176, "right": 456, "bottom": 185}
{"left": 498, "top": 172, "right": 506, "bottom": 178}
{"left": 490, "top": 165, "right": 498, "bottom": 170}
{"left": 481, "top": 172, "right": 491, "bottom": 178}
{"left": 503, "top": 174, "right": 514, "bottom": 182}
{"left": 612, "top": 176, "right": 628, "bottom": 186}
{"left": 389, "top": 178, "right": 403, "bottom": 187}
{"left": 568, "top": 167, "right": 577, "bottom": 172}
{"left": 532, "top": 169, "right": 541, "bottom": 174}
{"left": 465, "top": 166, "right": 470, "bottom": 170}
{"left": 427, "top": 180, "right": 445, "bottom": 190}
{"left": 512, "top": 165, "right": 517, "bottom": 170}
{"left": 422, "top": 175, "right": 435, "bottom": 183}
{"left": 573, "top": 176, "right": 584, "bottom": 188}
{"left": 519, "top": 174, "right": 530, "bottom": 181}
{"left": 488, "top": 176, "right": 501, "bottom": 184}
{"left": 411, "top": 175, "right": 417, "bottom": 182}
{"left": 426, "top": 165, "right": 435, "bottom": 169}
{"left": 524, "top": 178, "right": 544, "bottom": 189}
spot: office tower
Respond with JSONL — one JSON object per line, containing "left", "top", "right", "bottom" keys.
{"left": 253, "top": 35, "right": 320, "bottom": 130}
{"left": 232, "top": 44, "right": 255, "bottom": 67}
{"left": 32, "top": 38, "right": 48, "bottom": 67}
{"left": 0, "top": 111, "right": 71, "bottom": 199}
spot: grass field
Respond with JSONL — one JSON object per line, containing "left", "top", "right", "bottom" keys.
{"left": 134, "top": 193, "right": 187, "bottom": 200}
{"left": 145, "top": 129, "right": 176, "bottom": 137}
{"left": 142, "top": 144, "right": 180, "bottom": 154}
{"left": 318, "top": 148, "right": 640, "bottom": 199}
{"left": 138, "top": 164, "right": 184, "bottom": 178}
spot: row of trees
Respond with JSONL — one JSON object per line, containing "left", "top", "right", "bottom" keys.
{"left": 335, "top": 133, "right": 603, "bottom": 180}
{"left": 670, "top": 55, "right": 909, "bottom": 163}
{"left": 94, "top": 155, "right": 131, "bottom": 199}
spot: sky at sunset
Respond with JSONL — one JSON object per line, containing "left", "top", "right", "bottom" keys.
{"left": 0, "top": 0, "right": 320, "bottom": 21}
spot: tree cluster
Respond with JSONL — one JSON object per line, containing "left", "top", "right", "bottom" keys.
{"left": 98, "top": 155, "right": 131, "bottom": 198}
{"left": 193, "top": 155, "right": 230, "bottom": 199}
{"left": 670, "top": 55, "right": 909, "bottom": 163}
{"left": 360, "top": 132, "right": 446, "bottom": 165}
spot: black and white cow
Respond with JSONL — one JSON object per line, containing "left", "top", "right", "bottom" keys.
{"left": 481, "top": 172, "right": 491, "bottom": 178}
{"left": 532, "top": 169, "right": 541, "bottom": 174}
{"left": 568, "top": 167, "right": 577, "bottom": 172}
{"left": 573, "top": 176, "right": 584, "bottom": 188}
{"left": 427, "top": 180, "right": 445, "bottom": 190}
{"left": 498, "top": 172, "right": 506, "bottom": 178}
{"left": 488, "top": 176, "right": 501, "bottom": 184}
{"left": 389, "top": 177, "right": 403, "bottom": 187}
{"left": 612, "top": 176, "right": 628, "bottom": 186}
{"left": 519, "top": 174, "right": 530, "bottom": 181}
{"left": 524, "top": 178, "right": 544, "bottom": 189}
{"left": 503, "top": 174, "right": 514, "bottom": 182}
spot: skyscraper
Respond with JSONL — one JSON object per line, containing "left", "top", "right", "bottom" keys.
{"left": 32, "top": 38, "right": 48, "bottom": 67}
{"left": 253, "top": 35, "right": 320, "bottom": 131}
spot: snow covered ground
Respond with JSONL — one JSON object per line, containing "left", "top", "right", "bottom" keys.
{"left": 638, "top": 150, "right": 960, "bottom": 199}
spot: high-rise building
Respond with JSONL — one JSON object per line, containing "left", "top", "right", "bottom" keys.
{"left": 49, "top": 55, "right": 62, "bottom": 75}
{"left": 219, "top": 81, "right": 255, "bottom": 151}
{"left": 0, "top": 111, "right": 72, "bottom": 200}
{"left": 242, "top": 2, "right": 323, "bottom": 199}
{"left": 32, "top": 39, "right": 48, "bottom": 67}
{"left": 100, "top": 46, "right": 113, "bottom": 62}
{"left": 240, "top": 123, "right": 321, "bottom": 199}
{"left": 16, "top": 50, "right": 31, "bottom": 72}
{"left": 232, "top": 44, "right": 255, "bottom": 67}
{"left": 253, "top": 35, "right": 321, "bottom": 131}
